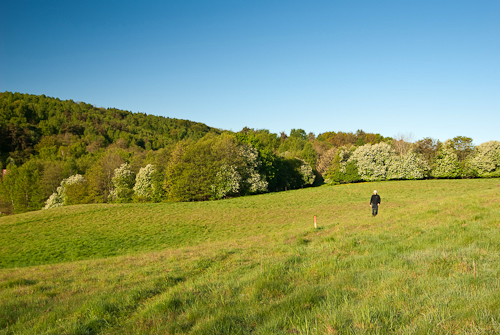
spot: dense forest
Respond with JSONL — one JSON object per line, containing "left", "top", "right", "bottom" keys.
{"left": 1, "top": 92, "right": 499, "bottom": 215}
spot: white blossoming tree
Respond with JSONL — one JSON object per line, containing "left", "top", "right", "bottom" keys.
{"left": 299, "top": 160, "right": 316, "bottom": 185}
{"left": 44, "top": 174, "right": 85, "bottom": 209}
{"left": 133, "top": 164, "right": 157, "bottom": 201}
{"left": 470, "top": 141, "right": 500, "bottom": 177}
{"left": 209, "top": 144, "right": 268, "bottom": 199}
{"left": 238, "top": 144, "right": 268, "bottom": 194}
{"left": 387, "top": 151, "right": 429, "bottom": 180}
{"left": 430, "top": 142, "right": 461, "bottom": 178}
{"left": 349, "top": 142, "right": 394, "bottom": 181}
{"left": 110, "top": 163, "right": 135, "bottom": 202}
{"left": 210, "top": 164, "right": 242, "bottom": 199}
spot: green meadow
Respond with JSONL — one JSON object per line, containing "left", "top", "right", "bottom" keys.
{"left": 1, "top": 178, "right": 500, "bottom": 334}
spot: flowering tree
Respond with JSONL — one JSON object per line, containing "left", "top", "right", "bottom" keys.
{"left": 430, "top": 142, "right": 461, "bottom": 178}
{"left": 349, "top": 142, "right": 394, "bottom": 181}
{"left": 387, "top": 151, "right": 429, "bottom": 180}
{"left": 44, "top": 174, "right": 85, "bottom": 209}
{"left": 470, "top": 141, "right": 500, "bottom": 177}
{"left": 299, "top": 160, "right": 315, "bottom": 185}
{"left": 133, "top": 164, "right": 157, "bottom": 200}
{"left": 210, "top": 164, "right": 242, "bottom": 199}
{"left": 110, "top": 163, "right": 135, "bottom": 202}
{"left": 239, "top": 144, "right": 268, "bottom": 193}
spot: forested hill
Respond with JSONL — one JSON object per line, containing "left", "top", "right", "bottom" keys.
{"left": 0, "top": 91, "right": 221, "bottom": 163}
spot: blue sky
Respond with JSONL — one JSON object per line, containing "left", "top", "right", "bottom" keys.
{"left": 1, "top": 0, "right": 499, "bottom": 144}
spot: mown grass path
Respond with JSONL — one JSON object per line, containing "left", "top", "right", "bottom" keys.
{"left": 1, "top": 179, "right": 500, "bottom": 334}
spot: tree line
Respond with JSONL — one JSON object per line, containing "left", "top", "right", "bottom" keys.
{"left": 1, "top": 92, "right": 499, "bottom": 215}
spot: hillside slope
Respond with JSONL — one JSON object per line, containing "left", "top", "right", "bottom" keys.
{"left": 1, "top": 179, "right": 500, "bottom": 334}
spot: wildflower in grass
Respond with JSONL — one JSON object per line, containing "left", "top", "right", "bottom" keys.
{"left": 110, "top": 163, "right": 135, "bottom": 202}
{"left": 44, "top": 174, "right": 85, "bottom": 209}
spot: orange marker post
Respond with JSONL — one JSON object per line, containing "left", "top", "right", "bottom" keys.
{"left": 314, "top": 216, "right": 317, "bottom": 229}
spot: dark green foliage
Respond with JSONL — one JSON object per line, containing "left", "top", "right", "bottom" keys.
{"left": 316, "top": 129, "right": 390, "bottom": 147}
{"left": 0, "top": 91, "right": 220, "bottom": 166}
{"left": 326, "top": 160, "right": 362, "bottom": 185}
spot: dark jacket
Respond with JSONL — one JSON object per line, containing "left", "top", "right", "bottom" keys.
{"left": 370, "top": 194, "right": 381, "bottom": 206}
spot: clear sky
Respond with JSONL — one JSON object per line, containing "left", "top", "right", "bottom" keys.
{"left": 1, "top": 0, "right": 499, "bottom": 144}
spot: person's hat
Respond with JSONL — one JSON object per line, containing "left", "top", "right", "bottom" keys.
{"left": 374, "top": 190, "right": 377, "bottom": 194}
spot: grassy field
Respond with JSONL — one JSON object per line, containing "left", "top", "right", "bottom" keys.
{"left": 1, "top": 178, "right": 500, "bottom": 334}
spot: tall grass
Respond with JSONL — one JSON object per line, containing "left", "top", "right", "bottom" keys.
{"left": 1, "top": 178, "right": 499, "bottom": 334}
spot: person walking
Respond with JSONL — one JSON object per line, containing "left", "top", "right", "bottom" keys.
{"left": 370, "top": 190, "right": 381, "bottom": 216}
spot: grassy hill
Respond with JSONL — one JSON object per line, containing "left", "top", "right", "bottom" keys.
{"left": 1, "top": 178, "right": 500, "bottom": 334}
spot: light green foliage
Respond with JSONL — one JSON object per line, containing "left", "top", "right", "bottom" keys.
{"left": 0, "top": 161, "right": 43, "bottom": 214}
{"left": 430, "top": 141, "right": 461, "bottom": 178}
{"left": 210, "top": 164, "right": 242, "bottom": 199}
{"left": 470, "top": 141, "right": 500, "bottom": 177}
{"left": 278, "top": 129, "right": 317, "bottom": 168}
{"left": 349, "top": 142, "right": 394, "bottom": 181}
{"left": 387, "top": 151, "right": 429, "bottom": 180}
{"left": 110, "top": 163, "right": 135, "bottom": 202}
{"left": 43, "top": 174, "right": 85, "bottom": 209}
{"left": 165, "top": 136, "right": 239, "bottom": 201}
{"left": 133, "top": 164, "right": 156, "bottom": 200}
